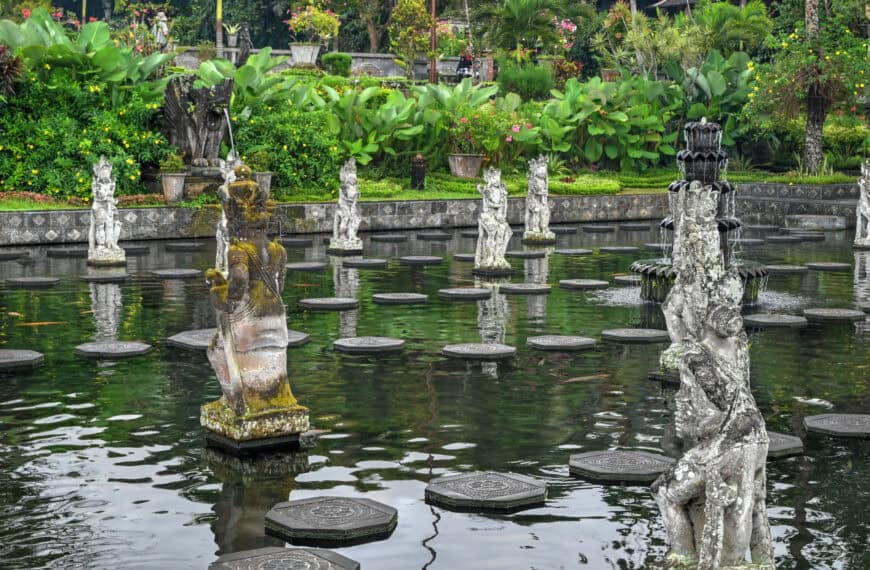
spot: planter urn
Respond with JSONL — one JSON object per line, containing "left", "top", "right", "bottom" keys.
{"left": 161, "top": 172, "right": 188, "bottom": 203}
{"left": 447, "top": 154, "right": 484, "bottom": 178}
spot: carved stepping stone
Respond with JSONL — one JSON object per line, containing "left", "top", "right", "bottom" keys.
{"left": 643, "top": 243, "right": 671, "bottom": 251}
{"left": 0, "top": 349, "right": 44, "bottom": 372}
{"left": 342, "top": 258, "right": 388, "bottom": 269}
{"left": 559, "top": 279, "right": 609, "bottom": 290}
{"left": 805, "top": 261, "right": 850, "bottom": 272}
{"left": 280, "top": 237, "right": 314, "bottom": 248}
{"left": 554, "top": 249, "right": 592, "bottom": 256}
{"left": 550, "top": 225, "right": 577, "bottom": 234}
{"left": 209, "top": 547, "right": 360, "bottom": 570}
{"left": 767, "top": 431, "right": 804, "bottom": 458}
{"left": 122, "top": 245, "right": 150, "bottom": 255}
{"left": 453, "top": 253, "right": 475, "bottom": 262}
{"left": 601, "top": 328, "right": 670, "bottom": 343}
{"left": 80, "top": 272, "right": 128, "bottom": 283}
{"left": 766, "top": 235, "right": 802, "bottom": 243}
{"left": 0, "top": 251, "right": 25, "bottom": 261}
{"left": 792, "top": 232, "right": 825, "bottom": 242}
{"left": 732, "top": 238, "right": 765, "bottom": 246}
{"left": 619, "top": 223, "right": 651, "bottom": 231}
{"left": 803, "top": 308, "right": 866, "bottom": 323}
{"left": 370, "top": 234, "right": 408, "bottom": 243}
{"left": 299, "top": 297, "right": 359, "bottom": 311}
{"left": 765, "top": 265, "right": 808, "bottom": 274}
{"left": 442, "top": 343, "right": 516, "bottom": 360}
{"left": 286, "top": 262, "right": 328, "bottom": 272}
{"left": 804, "top": 414, "right": 870, "bottom": 438}
{"left": 334, "top": 336, "right": 405, "bottom": 354}
{"left": 613, "top": 275, "right": 641, "bottom": 286}
{"left": 499, "top": 283, "right": 551, "bottom": 295}
{"left": 265, "top": 496, "right": 398, "bottom": 545}
{"left": 151, "top": 269, "right": 202, "bottom": 280}
{"left": 438, "top": 288, "right": 491, "bottom": 301}
{"left": 75, "top": 341, "right": 151, "bottom": 359}
{"left": 46, "top": 248, "right": 88, "bottom": 258}
{"left": 569, "top": 450, "right": 674, "bottom": 484}
{"left": 372, "top": 292, "right": 428, "bottom": 305}
{"left": 460, "top": 230, "right": 479, "bottom": 238}
{"left": 165, "top": 242, "right": 206, "bottom": 252}
{"left": 599, "top": 246, "right": 639, "bottom": 253}
{"left": 472, "top": 267, "right": 513, "bottom": 278}
{"left": 527, "top": 335, "right": 596, "bottom": 351}
{"left": 743, "top": 314, "right": 808, "bottom": 329}
{"left": 417, "top": 232, "right": 452, "bottom": 241}
{"left": 399, "top": 255, "right": 443, "bottom": 266}
{"left": 745, "top": 225, "right": 779, "bottom": 232}
{"left": 167, "top": 329, "right": 215, "bottom": 350}
{"left": 582, "top": 225, "right": 616, "bottom": 233}
{"left": 425, "top": 471, "right": 546, "bottom": 511}
{"left": 505, "top": 250, "right": 546, "bottom": 259}
{"left": 6, "top": 277, "right": 60, "bottom": 289}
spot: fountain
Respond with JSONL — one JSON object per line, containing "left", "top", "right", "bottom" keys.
{"left": 854, "top": 161, "right": 870, "bottom": 249}
{"left": 474, "top": 168, "right": 512, "bottom": 277}
{"left": 631, "top": 120, "right": 768, "bottom": 304}
{"left": 87, "top": 157, "right": 125, "bottom": 267}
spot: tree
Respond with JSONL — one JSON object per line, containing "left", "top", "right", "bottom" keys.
{"left": 387, "top": 0, "right": 433, "bottom": 78}
{"left": 485, "top": 0, "right": 562, "bottom": 62}
{"left": 342, "top": 0, "right": 390, "bottom": 53}
{"left": 693, "top": 0, "right": 772, "bottom": 58}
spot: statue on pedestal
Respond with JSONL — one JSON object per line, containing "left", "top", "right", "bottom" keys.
{"left": 88, "top": 157, "right": 126, "bottom": 267}
{"left": 216, "top": 151, "right": 241, "bottom": 275}
{"left": 474, "top": 168, "right": 512, "bottom": 277}
{"left": 523, "top": 155, "right": 555, "bottom": 244}
{"left": 163, "top": 76, "right": 233, "bottom": 167}
{"left": 328, "top": 159, "right": 363, "bottom": 254}
{"left": 854, "top": 161, "right": 870, "bottom": 249}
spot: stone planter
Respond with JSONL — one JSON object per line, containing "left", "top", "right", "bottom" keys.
{"left": 253, "top": 171, "right": 273, "bottom": 194}
{"left": 601, "top": 68, "right": 620, "bottom": 82}
{"left": 447, "top": 154, "right": 484, "bottom": 178}
{"left": 226, "top": 34, "right": 238, "bottom": 48}
{"left": 290, "top": 43, "right": 320, "bottom": 66}
{"left": 161, "top": 172, "right": 188, "bottom": 203}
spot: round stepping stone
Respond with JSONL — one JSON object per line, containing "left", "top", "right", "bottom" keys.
{"left": 527, "top": 335, "right": 596, "bottom": 351}
{"left": 601, "top": 328, "right": 670, "bottom": 343}
{"left": 792, "top": 232, "right": 825, "bottom": 242}
{"left": 582, "top": 225, "right": 616, "bottom": 233}
{"left": 619, "top": 223, "right": 650, "bottom": 231}
{"left": 6, "top": 277, "right": 60, "bottom": 289}
{"left": 417, "top": 232, "right": 451, "bottom": 241}
{"left": 342, "top": 258, "right": 388, "bottom": 269}
{"left": 732, "top": 238, "right": 764, "bottom": 246}
{"left": 0, "top": 349, "right": 44, "bottom": 371}
{"left": 299, "top": 297, "right": 359, "bottom": 311}
{"left": 460, "top": 230, "right": 479, "bottom": 238}
{"left": 643, "top": 243, "right": 671, "bottom": 251}
{"left": 167, "top": 329, "right": 215, "bottom": 350}
{"left": 743, "top": 314, "right": 808, "bottom": 329}
{"left": 803, "top": 308, "right": 866, "bottom": 323}
{"left": 569, "top": 450, "right": 674, "bottom": 484}
{"left": 767, "top": 431, "right": 804, "bottom": 458}
{"left": 165, "top": 242, "right": 206, "bottom": 252}
{"left": 766, "top": 235, "right": 802, "bottom": 243}
{"left": 438, "top": 288, "right": 491, "bottom": 301}
{"left": 326, "top": 247, "right": 363, "bottom": 256}
{"left": 0, "top": 251, "right": 25, "bottom": 261}
{"left": 425, "top": 471, "right": 546, "bottom": 511}
{"left": 80, "top": 272, "right": 128, "bottom": 283}
{"left": 265, "top": 496, "right": 398, "bottom": 545}
{"left": 399, "top": 255, "right": 443, "bottom": 266}
{"left": 452, "top": 253, "right": 475, "bottom": 262}
{"left": 209, "top": 547, "right": 360, "bottom": 570}
{"left": 505, "top": 250, "right": 546, "bottom": 259}
{"left": 804, "top": 414, "right": 870, "bottom": 438}
{"left": 122, "top": 245, "right": 150, "bottom": 255}
{"left": 599, "top": 246, "right": 639, "bottom": 253}
{"left": 370, "top": 234, "right": 408, "bottom": 243}
{"left": 559, "top": 279, "right": 609, "bottom": 291}
{"left": 442, "top": 343, "right": 516, "bottom": 360}
{"left": 805, "top": 261, "right": 850, "bottom": 272}
{"left": 860, "top": 303, "right": 870, "bottom": 314}
{"left": 550, "top": 226, "right": 577, "bottom": 234}
{"left": 745, "top": 225, "right": 779, "bottom": 232}
{"left": 287, "top": 330, "right": 312, "bottom": 347}
{"left": 521, "top": 236, "right": 556, "bottom": 245}
{"left": 613, "top": 275, "right": 641, "bottom": 286}
{"left": 286, "top": 262, "right": 328, "bottom": 272}
{"left": 280, "top": 237, "right": 314, "bottom": 248}
{"left": 765, "top": 265, "right": 808, "bottom": 274}
{"left": 75, "top": 341, "right": 151, "bottom": 359}
{"left": 372, "top": 292, "right": 428, "bottom": 305}
{"left": 499, "top": 283, "right": 551, "bottom": 295}
{"left": 334, "top": 336, "right": 405, "bottom": 354}
{"left": 46, "top": 248, "right": 88, "bottom": 258}
{"left": 151, "top": 269, "right": 202, "bottom": 280}
{"left": 472, "top": 267, "right": 513, "bottom": 277}
{"left": 554, "top": 249, "right": 592, "bottom": 256}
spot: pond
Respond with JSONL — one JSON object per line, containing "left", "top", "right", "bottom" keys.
{"left": 0, "top": 226, "right": 868, "bottom": 569}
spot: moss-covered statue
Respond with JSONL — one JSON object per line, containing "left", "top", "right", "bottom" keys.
{"left": 200, "top": 164, "right": 309, "bottom": 453}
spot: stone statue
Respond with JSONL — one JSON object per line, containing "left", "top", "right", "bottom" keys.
{"left": 163, "top": 76, "right": 233, "bottom": 167}
{"left": 523, "top": 155, "right": 554, "bottom": 243}
{"left": 237, "top": 23, "right": 253, "bottom": 68}
{"left": 88, "top": 157, "right": 125, "bottom": 266}
{"left": 102, "top": 0, "right": 113, "bottom": 21}
{"left": 201, "top": 164, "right": 309, "bottom": 451}
{"left": 328, "top": 159, "right": 363, "bottom": 253}
{"left": 216, "top": 151, "right": 241, "bottom": 275}
{"left": 474, "top": 168, "right": 512, "bottom": 276}
{"left": 653, "top": 180, "right": 773, "bottom": 570}
{"left": 854, "top": 161, "right": 870, "bottom": 249}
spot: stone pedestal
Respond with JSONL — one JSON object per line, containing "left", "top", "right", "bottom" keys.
{"left": 202, "top": 399, "right": 310, "bottom": 455}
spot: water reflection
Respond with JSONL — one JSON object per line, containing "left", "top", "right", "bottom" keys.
{"left": 89, "top": 282, "right": 122, "bottom": 341}
{"left": 332, "top": 257, "right": 359, "bottom": 338}
{"left": 525, "top": 254, "right": 550, "bottom": 324}
{"left": 476, "top": 278, "right": 509, "bottom": 378}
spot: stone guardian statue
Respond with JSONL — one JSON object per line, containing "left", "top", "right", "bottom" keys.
{"left": 474, "top": 168, "right": 512, "bottom": 277}
{"left": 854, "top": 161, "right": 870, "bottom": 249}
{"left": 87, "top": 157, "right": 126, "bottom": 267}
{"left": 523, "top": 155, "right": 555, "bottom": 244}
{"left": 328, "top": 158, "right": 363, "bottom": 254}
{"left": 163, "top": 76, "right": 234, "bottom": 166}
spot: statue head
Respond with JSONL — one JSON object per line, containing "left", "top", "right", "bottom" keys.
{"left": 340, "top": 158, "right": 358, "bottom": 198}
{"left": 93, "top": 156, "right": 112, "bottom": 182}
{"left": 483, "top": 167, "right": 501, "bottom": 187}
{"left": 221, "top": 165, "right": 273, "bottom": 239}
{"left": 527, "top": 155, "right": 548, "bottom": 182}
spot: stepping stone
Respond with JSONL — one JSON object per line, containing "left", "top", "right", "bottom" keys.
{"left": 765, "top": 265, "right": 808, "bottom": 274}
{"left": 122, "top": 245, "right": 150, "bottom": 255}
{"left": 287, "top": 330, "right": 312, "bottom": 347}
{"left": 342, "top": 258, "right": 388, "bottom": 269}
{"left": 792, "top": 232, "right": 825, "bottom": 242}
{"left": 372, "top": 292, "right": 428, "bottom": 305}
{"left": 334, "top": 336, "right": 405, "bottom": 354}
{"left": 472, "top": 267, "right": 513, "bottom": 277}
{"left": 167, "top": 329, "right": 216, "bottom": 351}
{"left": 550, "top": 226, "right": 577, "bottom": 234}
{"left": 745, "top": 225, "right": 779, "bottom": 232}
{"left": 209, "top": 547, "right": 360, "bottom": 570}
{"left": 438, "top": 288, "right": 491, "bottom": 301}
{"left": 601, "top": 328, "right": 670, "bottom": 343}
{"left": 803, "top": 308, "right": 866, "bottom": 323}
{"left": 165, "top": 242, "right": 206, "bottom": 252}
{"left": 425, "top": 471, "right": 546, "bottom": 511}
{"left": 80, "top": 272, "right": 128, "bottom": 283}
{"left": 521, "top": 236, "right": 556, "bottom": 245}
{"left": 370, "top": 234, "right": 408, "bottom": 243}
{"left": 613, "top": 275, "right": 641, "bottom": 286}
{"left": 527, "top": 335, "right": 596, "bottom": 351}
{"left": 6, "top": 277, "right": 60, "bottom": 289}
{"left": 453, "top": 253, "right": 475, "bottom": 262}
{"left": 265, "top": 496, "right": 398, "bottom": 545}
{"left": 569, "top": 450, "right": 674, "bottom": 484}
{"left": 399, "top": 255, "right": 443, "bottom": 266}
{"left": 299, "top": 297, "right": 359, "bottom": 311}
{"left": 280, "top": 237, "right": 314, "bottom": 248}
{"left": 732, "top": 238, "right": 764, "bottom": 246}
{"left": 0, "top": 251, "right": 25, "bottom": 261}
{"left": 286, "top": 262, "right": 328, "bottom": 272}
{"left": 559, "top": 279, "right": 609, "bottom": 290}
{"left": 805, "top": 261, "right": 850, "bottom": 272}
{"left": 0, "top": 349, "right": 44, "bottom": 372}
{"left": 151, "top": 269, "right": 202, "bottom": 280}
{"left": 75, "top": 341, "right": 151, "bottom": 359}
{"left": 582, "top": 225, "right": 616, "bottom": 233}
{"left": 441, "top": 343, "right": 516, "bottom": 360}
{"left": 860, "top": 303, "right": 870, "bottom": 314}
{"left": 766, "top": 235, "right": 802, "bottom": 243}
{"left": 499, "top": 283, "right": 551, "bottom": 295}
{"left": 46, "top": 248, "right": 88, "bottom": 258}
{"left": 643, "top": 243, "right": 671, "bottom": 251}
{"left": 743, "top": 314, "right": 808, "bottom": 328}
{"left": 460, "top": 230, "right": 479, "bottom": 238}
{"left": 767, "top": 431, "right": 804, "bottom": 458}
{"left": 648, "top": 369, "right": 679, "bottom": 385}
{"left": 554, "top": 249, "right": 592, "bottom": 256}
{"left": 505, "top": 250, "right": 546, "bottom": 259}
{"left": 599, "top": 246, "right": 639, "bottom": 253}
{"left": 326, "top": 247, "right": 364, "bottom": 256}
{"left": 804, "top": 413, "right": 870, "bottom": 438}
{"left": 619, "top": 223, "right": 651, "bottom": 231}
{"left": 417, "top": 232, "right": 451, "bottom": 241}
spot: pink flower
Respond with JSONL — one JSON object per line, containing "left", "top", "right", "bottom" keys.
{"left": 21, "top": 8, "right": 31, "bottom": 18}
{"left": 460, "top": 117, "right": 468, "bottom": 124}
{"left": 505, "top": 136, "right": 512, "bottom": 142}
{"left": 511, "top": 125, "right": 520, "bottom": 133}
{"left": 88, "top": 16, "right": 97, "bottom": 22}
{"left": 526, "top": 123, "right": 533, "bottom": 129}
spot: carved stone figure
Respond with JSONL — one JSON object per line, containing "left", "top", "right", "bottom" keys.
{"left": 237, "top": 23, "right": 253, "bottom": 68}
{"left": 201, "top": 165, "right": 309, "bottom": 449}
{"left": 216, "top": 151, "right": 241, "bottom": 275}
{"left": 474, "top": 168, "right": 512, "bottom": 276}
{"left": 163, "top": 76, "right": 233, "bottom": 166}
{"left": 854, "top": 161, "right": 870, "bottom": 249}
{"left": 102, "top": 0, "right": 113, "bottom": 20}
{"left": 523, "top": 155, "right": 554, "bottom": 243}
{"left": 88, "top": 157, "right": 125, "bottom": 266}
{"left": 328, "top": 159, "right": 363, "bottom": 253}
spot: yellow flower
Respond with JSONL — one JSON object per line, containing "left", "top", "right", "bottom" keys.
{"left": 129, "top": 175, "right": 135, "bottom": 180}
{"left": 283, "top": 145, "right": 288, "bottom": 151}
{"left": 0, "top": 145, "right": 3, "bottom": 151}
{"left": 31, "top": 169, "right": 38, "bottom": 175}
{"left": 126, "top": 158, "right": 134, "bottom": 165}
{"left": 44, "top": 63, "right": 51, "bottom": 70}
{"left": 781, "top": 42, "right": 788, "bottom": 49}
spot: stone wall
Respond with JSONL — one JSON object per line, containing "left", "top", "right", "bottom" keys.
{"left": 735, "top": 183, "right": 858, "bottom": 227}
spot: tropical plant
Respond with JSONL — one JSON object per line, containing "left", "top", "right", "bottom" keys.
{"left": 223, "top": 22, "right": 241, "bottom": 35}
{"left": 159, "top": 153, "right": 186, "bottom": 172}
{"left": 485, "top": 0, "right": 563, "bottom": 62}
{"left": 496, "top": 61, "right": 554, "bottom": 100}
{"left": 0, "top": 44, "right": 22, "bottom": 101}
{"left": 693, "top": 0, "right": 773, "bottom": 58}
{"left": 387, "top": 0, "right": 433, "bottom": 79}
{"left": 285, "top": 1, "right": 341, "bottom": 43}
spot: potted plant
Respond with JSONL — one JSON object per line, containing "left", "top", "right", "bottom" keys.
{"left": 223, "top": 23, "right": 241, "bottom": 47}
{"left": 445, "top": 110, "right": 502, "bottom": 178}
{"left": 246, "top": 150, "right": 273, "bottom": 193}
{"left": 284, "top": 2, "right": 341, "bottom": 66}
{"left": 159, "top": 153, "right": 187, "bottom": 203}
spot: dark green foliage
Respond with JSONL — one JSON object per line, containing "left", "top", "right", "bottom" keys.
{"left": 496, "top": 62, "right": 554, "bottom": 100}
{"left": 0, "top": 45, "right": 22, "bottom": 98}
{"left": 321, "top": 52, "right": 352, "bottom": 77}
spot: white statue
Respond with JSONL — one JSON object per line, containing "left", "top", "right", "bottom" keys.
{"left": 87, "top": 157, "right": 125, "bottom": 266}
{"left": 523, "top": 155, "right": 555, "bottom": 243}
{"left": 855, "top": 161, "right": 870, "bottom": 249}
{"left": 329, "top": 158, "right": 363, "bottom": 253}
{"left": 215, "top": 151, "right": 241, "bottom": 275}
{"left": 474, "top": 168, "right": 512, "bottom": 276}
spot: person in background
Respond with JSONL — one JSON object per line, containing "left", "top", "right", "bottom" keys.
{"left": 152, "top": 11, "right": 169, "bottom": 52}
{"left": 457, "top": 47, "right": 473, "bottom": 78}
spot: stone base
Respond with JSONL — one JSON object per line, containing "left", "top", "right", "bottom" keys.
{"left": 87, "top": 251, "right": 127, "bottom": 267}
{"left": 522, "top": 232, "right": 556, "bottom": 245}
{"left": 473, "top": 266, "right": 513, "bottom": 278}
{"left": 204, "top": 430, "right": 304, "bottom": 456}
{"left": 327, "top": 247, "right": 364, "bottom": 256}
{"left": 201, "top": 399, "right": 310, "bottom": 456}
{"left": 854, "top": 239, "right": 870, "bottom": 250}
{"left": 784, "top": 214, "right": 845, "bottom": 231}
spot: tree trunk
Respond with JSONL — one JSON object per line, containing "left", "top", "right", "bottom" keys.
{"left": 805, "top": 0, "right": 819, "bottom": 36}
{"left": 366, "top": 19, "right": 380, "bottom": 53}
{"left": 629, "top": 0, "right": 637, "bottom": 16}
{"left": 804, "top": 86, "right": 829, "bottom": 174}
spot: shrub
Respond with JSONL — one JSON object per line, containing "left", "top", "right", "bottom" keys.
{"left": 159, "top": 153, "right": 186, "bottom": 172}
{"left": 0, "top": 45, "right": 23, "bottom": 99}
{"left": 321, "top": 52, "right": 352, "bottom": 77}
{"left": 198, "top": 41, "right": 216, "bottom": 61}
{"left": 497, "top": 62, "right": 554, "bottom": 100}
{"left": 359, "top": 178, "right": 404, "bottom": 198}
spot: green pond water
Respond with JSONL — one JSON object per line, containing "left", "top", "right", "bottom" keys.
{"left": 0, "top": 226, "right": 868, "bottom": 569}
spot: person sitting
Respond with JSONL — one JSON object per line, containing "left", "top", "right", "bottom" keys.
{"left": 457, "top": 48, "right": 473, "bottom": 78}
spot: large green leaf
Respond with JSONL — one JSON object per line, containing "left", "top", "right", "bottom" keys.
{"left": 583, "top": 138, "right": 603, "bottom": 162}
{"left": 77, "top": 22, "right": 111, "bottom": 51}
{"left": 706, "top": 70, "right": 727, "bottom": 98}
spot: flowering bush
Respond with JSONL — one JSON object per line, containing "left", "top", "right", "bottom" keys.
{"left": 285, "top": 2, "right": 341, "bottom": 43}
{"left": 437, "top": 21, "right": 467, "bottom": 57}
{"left": 556, "top": 19, "right": 576, "bottom": 54}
